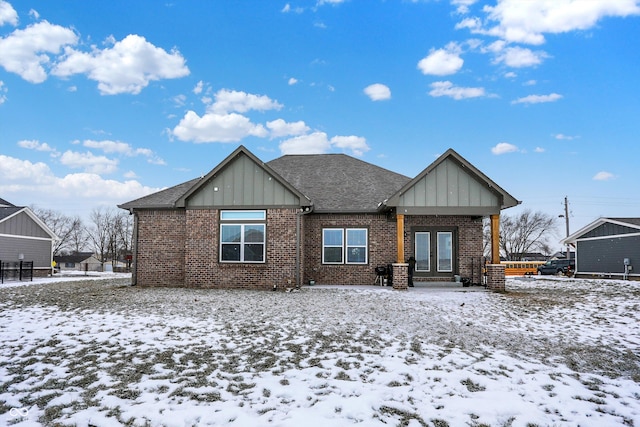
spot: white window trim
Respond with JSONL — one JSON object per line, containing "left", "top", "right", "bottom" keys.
{"left": 346, "top": 228, "right": 368, "bottom": 264}
{"left": 322, "top": 228, "right": 344, "bottom": 264}
{"left": 322, "top": 228, "right": 368, "bottom": 265}
{"left": 220, "top": 210, "right": 266, "bottom": 263}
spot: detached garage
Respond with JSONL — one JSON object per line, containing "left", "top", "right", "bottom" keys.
{"left": 562, "top": 217, "right": 640, "bottom": 280}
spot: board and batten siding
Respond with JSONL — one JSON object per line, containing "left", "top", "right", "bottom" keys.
{"left": 186, "top": 154, "right": 301, "bottom": 208}
{"left": 0, "top": 211, "right": 50, "bottom": 238}
{"left": 0, "top": 235, "right": 53, "bottom": 267}
{"left": 576, "top": 234, "right": 640, "bottom": 274}
{"left": 397, "top": 158, "right": 498, "bottom": 208}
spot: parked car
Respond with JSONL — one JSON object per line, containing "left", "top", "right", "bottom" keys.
{"left": 537, "top": 259, "right": 575, "bottom": 275}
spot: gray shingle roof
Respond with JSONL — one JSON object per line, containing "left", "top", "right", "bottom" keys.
{"left": 0, "top": 197, "right": 16, "bottom": 207}
{"left": 607, "top": 218, "right": 640, "bottom": 227}
{"left": 0, "top": 206, "right": 23, "bottom": 222}
{"left": 267, "top": 154, "right": 410, "bottom": 212}
{"left": 118, "top": 178, "right": 201, "bottom": 210}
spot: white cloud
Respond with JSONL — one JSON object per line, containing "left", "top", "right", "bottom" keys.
{"left": 476, "top": 0, "right": 640, "bottom": 45}
{"left": 0, "top": 153, "right": 162, "bottom": 219}
{"left": 17, "top": 139, "right": 55, "bottom": 152}
{"left": 209, "top": 89, "right": 282, "bottom": 114}
{"left": 0, "top": 80, "right": 6, "bottom": 104}
{"left": 171, "top": 89, "right": 282, "bottom": 143}
{"left": 494, "top": 46, "right": 547, "bottom": 68}
{"left": 593, "top": 171, "right": 615, "bottom": 181}
{"left": 317, "top": 0, "right": 345, "bottom": 6}
{"left": 491, "top": 142, "right": 519, "bottom": 155}
{"left": 428, "top": 81, "right": 485, "bottom": 100}
{"left": 0, "top": 154, "right": 52, "bottom": 183}
{"left": 172, "top": 110, "right": 267, "bottom": 143}
{"left": 0, "top": 21, "right": 78, "bottom": 83}
{"left": 363, "top": 83, "right": 391, "bottom": 101}
{"left": 193, "top": 80, "right": 204, "bottom": 94}
{"left": 52, "top": 34, "right": 189, "bottom": 95}
{"left": 288, "top": 77, "right": 299, "bottom": 85}
{"left": 281, "top": 3, "right": 304, "bottom": 13}
{"left": 266, "top": 119, "right": 310, "bottom": 138}
{"left": 417, "top": 47, "right": 464, "bottom": 76}
{"left": 330, "top": 135, "right": 370, "bottom": 156}
{"left": 279, "top": 132, "right": 370, "bottom": 156}
{"left": 59, "top": 150, "right": 119, "bottom": 174}
{"left": 79, "top": 139, "right": 164, "bottom": 164}
{"left": 452, "top": 0, "right": 478, "bottom": 14}
{"left": 554, "top": 133, "right": 578, "bottom": 140}
{"left": 534, "top": 147, "right": 545, "bottom": 153}
{"left": 0, "top": 0, "right": 18, "bottom": 26}
{"left": 512, "top": 93, "right": 562, "bottom": 104}
{"left": 280, "top": 132, "right": 332, "bottom": 155}
{"left": 123, "top": 171, "right": 138, "bottom": 179}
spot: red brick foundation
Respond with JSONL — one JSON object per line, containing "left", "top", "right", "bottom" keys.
{"left": 392, "top": 263, "right": 408, "bottom": 290}
{"left": 486, "top": 264, "right": 505, "bottom": 291}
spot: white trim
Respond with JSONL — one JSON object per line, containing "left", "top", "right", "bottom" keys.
{"left": 0, "top": 207, "right": 59, "bottom": 240}
{"left": 562, "top": 217, "right": 640, "bottom": 245}
{"left": 0, "top": 233, "right": 55, "bottom": 242}
{"left": 574, "top": 231, "right": 640, "bottom": 242}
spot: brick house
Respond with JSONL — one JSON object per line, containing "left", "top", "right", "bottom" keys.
{"left": 119, "top": 146, "right": 518, "bottom": 289}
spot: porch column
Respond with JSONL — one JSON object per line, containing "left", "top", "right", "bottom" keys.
{"left": 490, "top": 214, "right": 500, "bottom": 264}
{"left": 488, "top": 213, "right": 505, "bottom": 291}
{"left": 396, "top": 213, "right": 405, "bottom": 263}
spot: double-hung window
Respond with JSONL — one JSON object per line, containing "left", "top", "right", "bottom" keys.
{"left": 220, "top": 210, "right": 266, "bottom": 263}
{"left": 322, "top": 228, "right": 368, "bottom": 264}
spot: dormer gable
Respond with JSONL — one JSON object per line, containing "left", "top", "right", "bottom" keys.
{"left": 175, "top": 146, "right": 311, "bottom": 209}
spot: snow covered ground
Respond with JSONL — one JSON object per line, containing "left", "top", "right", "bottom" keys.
{"left": 1, "top": 274, "right": 638, "bottom": 426}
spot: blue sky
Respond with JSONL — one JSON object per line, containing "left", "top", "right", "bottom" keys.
{"left": 1, "top": 0, "right": 639, "bottom": 244}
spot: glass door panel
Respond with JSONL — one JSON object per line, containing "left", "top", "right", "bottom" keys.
{"left": 415, "top": 232, "right": 430, "bottom": 272}
{"left": 437, "top": 232, "right": 453, "bottom": 272}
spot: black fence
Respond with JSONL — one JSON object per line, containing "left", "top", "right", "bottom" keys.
{"left": 0, "top": 260, "right": 33, "bottom": 284}
{"left": 470, "top": 256, "right": 487, "bottom": 287}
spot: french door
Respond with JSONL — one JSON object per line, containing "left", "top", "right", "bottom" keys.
{"left": 414, "top": 229, "right": 455, "bottom": 277}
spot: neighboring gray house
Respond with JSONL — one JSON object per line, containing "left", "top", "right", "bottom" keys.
{"left": 561, "top": 217, "right": 640, "bottom": 280}
{"left": 0, "top": 198, "right": 58, "bottom": 277}
{"left": 54, "top": 252, "right": 102, "bottom": 273}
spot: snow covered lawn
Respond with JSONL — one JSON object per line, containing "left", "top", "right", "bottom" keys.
{"left": 1, "top": 276, "right": 639, "bottom": 426}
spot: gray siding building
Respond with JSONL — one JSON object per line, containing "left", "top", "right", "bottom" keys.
{"left": 0, "top": 198, "right": 58, "bottom": 277}
{"left": 562, "top": 217, "right": 640, "bottom": 280}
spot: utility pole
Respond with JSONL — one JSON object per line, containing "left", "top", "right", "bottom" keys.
{"left": 563, "top": 196, "right": 570, "bottom": 259}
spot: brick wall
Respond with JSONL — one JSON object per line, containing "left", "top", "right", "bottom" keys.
{"left": 404, "top": 215, "right": 483, "bottom": 281}
{"left": 302, "top": 213, "right": 397, "bottom": 285}
{"left": 184, "top": 208, "right": 300, "bottom": 290}
{"left": 135, "top": 210, "right": 186, "bottom": 286}
{"left": 302, "top": 213, "right": 483, "bottom": 285}
{"left": 134, "top": 208, "right": 484, "bottom": 288}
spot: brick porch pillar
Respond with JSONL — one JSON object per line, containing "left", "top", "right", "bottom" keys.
{"left": 486, "top": 264, "right": 505, "bottom": 291}
{"left": 392, "top": 263, "right": 409, "bottom": 290}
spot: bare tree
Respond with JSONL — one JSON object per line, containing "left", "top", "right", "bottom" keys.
{"left": 32, "top": 207, "right": 85, "bottom": 256}
{"left": 67, "top": 221, "right": 90, "bottom": 254}
{"left": 113, "top": 211, "right": 133, "bottom": 267}
{"left": 87, "top": 206, "right": 115, "bottom": 269}
{"left": 497, "top": 210, "right": 558, "bottom": 260}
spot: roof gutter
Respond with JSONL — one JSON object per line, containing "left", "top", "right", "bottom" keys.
{"left": 296, "top": 204, "right": 314, "bottom": 287}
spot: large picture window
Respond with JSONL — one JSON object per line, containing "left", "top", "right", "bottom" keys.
{"left": 220, "top": 210, "right": 265, "bottom": 263}
{"left": 322, "top": 228, "right": 368, "bottom": 265}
